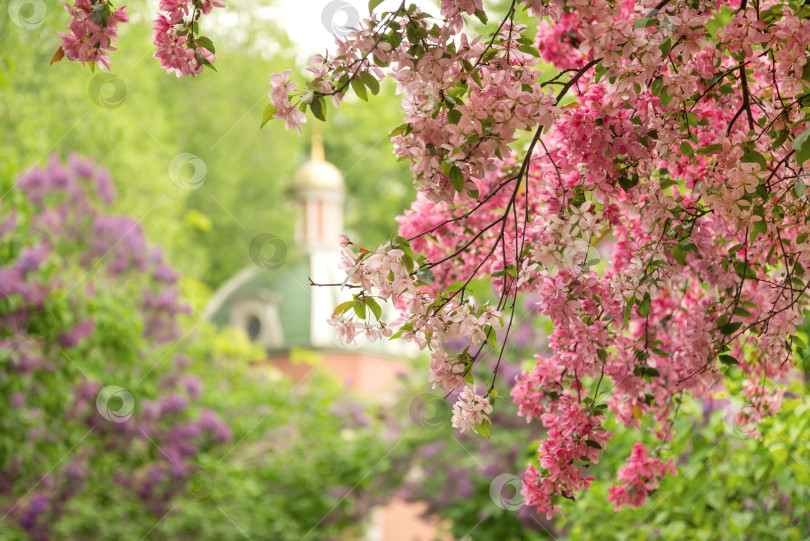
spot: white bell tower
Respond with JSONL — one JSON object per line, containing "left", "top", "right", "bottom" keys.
{"left": 291, "top": 133, "right": 345, "bottom": 249}
{"left": 290, "top": 133, "right": 349, "bottom": 347}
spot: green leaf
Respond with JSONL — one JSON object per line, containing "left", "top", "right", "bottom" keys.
{"left": 618, "top": 172, "right": 640, "bottom": 192}
{"left": 659, "top": 86, "right": 673, "bottom": 107}
{"left": 195, "top": 36, "right": 216, "bottom": 54}
{"left": 334, "top": 301, "right": 354, "bottom": 315}
{"left": 359, "top": 71, "right": 380, "bottom": 95}
{"left": 449, "top": 166, "right": 464, "bottom": 192}
{"left": 623, "top": 296, "right": 635, "bottom": 329}
{"left": 446, "top": 281, "right": 466, "bottom": 292}
{"left": 658, "top": 37, "right": 672, "bottom": 57}
{"left": 200, "top": 56, "right": 217, "bottom": 72}
{"left": 792, "top": 128, "right": 810, "bottom": 165}
{"left": 351, "top": 77, "right": 368, "bottom": 101}
{"left": 368, "top": 0, "right": 384, "bottom": 11}
{"left": 585, "top": 439, "right": 602, "bottom": 450}
{"left": 486, "top": 326, "right": 496, "bottom": 347}
{"left": 771, "top": 129, "right": 789, "bottom": 150}
{"left": 741, "top": 150, "right": 767, "bottom": 171}
{"left": 638, "top": 292, "right": 651, "bottom": 317}
{"left": 405, "top": 23, "right": 418, "bottom": 44}
{"left": 416, "top": 268, "right": 435, "bottom": 284}
{"left": 447, "top": 109, "right": 462, "bottom": 124}
{"left": 310, "top": 97, "right": 327, "bottom": 121}
{"left": 794, "top": 176, "right": 807, "bottom": 198}
{"left": 476, "top": 420, "right": 491, "bottom": 439}
{"left": 633, "top": 17, "right": 657, "bottom": 28}
{"left": 673, "top": 245, "right": 686, "bottom": 266}
{"left": 365, "top": 297, "right": 383, "bottom": 320}
{"left": 750, "top": 218, "right": 767, "bottom": 241}
{"left": 401, "top": 254, "right": 414, "bottom": 273}
{"left": 718, "top": 321, "right": 742, "bottom": 335}
{"left": 261, "top": 103, "right": 278, "bottom": 128}
{"left": 643, "top": 366, "right": 660, "bottom": 377}
{"left": 660, "top": 178, "right": 677, "bottom": 190}
{"left": 698, "top": 144, "right": 723, "bottom": 155}
{"left": 733, "top": 306, "right": 753, "bottom": 318}
{"left": 802, "top": 58, "right": 810, "bottom": 86}
{"left": 680, "top": 141, "right": 694, "bottom": 158}
{"left": 651, "top": 77, "right": 664, "bottom": 96}
{"left": 353, "top": 302, "right": 367, "bottom": 319}
{"left": 760, "top": 4, "right": 783, "bottom": 22}
{"left": 517, "top": 44, "right": 541, "bottom": 57}
{"left": 389, "top": 123, "right": 408, "bottom": 137}
{"left": 719, "top": 354, "right": 739, "bottom": 365}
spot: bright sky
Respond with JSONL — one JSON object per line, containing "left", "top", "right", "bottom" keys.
{"left": 276, "top": 0, "right": 438, "bottom": 57}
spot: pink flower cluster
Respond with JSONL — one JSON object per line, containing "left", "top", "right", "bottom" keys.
{"left": 328, "top": 240, "right": 504, "bottom": 356}
{"left": 278, "top": 0, "right": 810, "bottom": 520}
{"left": 268, "top": 70, "right": 307, "bottom": 134}
{"left": 58, "top": 0, "right": 128, "bottom": 71}
{"left": 152, "top": 0, "right": 223, "bottom": 77}
{"left": 269, "top": 10, "right": 560, "bottom": 203}
{"left": 607, "top": 441, "right": 676, "bottom": 510}
{"left": 520, "top": 393, "right": 614, "bottom": 519}
{"left": 428, "top": 348, "right": 467, "bottom": 390}
{"left": 450, "top": 386, "right": 493, "bottom": 432}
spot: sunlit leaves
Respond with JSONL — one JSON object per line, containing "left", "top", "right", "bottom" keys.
{"left": 792, "top": 128, "right": 810, "bottom": 165}
{"left": 351, "top": 77, "right": 368, "bottom": 101}
{"left": 311, "top": 97, "right": 327, "bottom": 121}
{"left": 260, "top": 104, "right": 278, "bottom": 128}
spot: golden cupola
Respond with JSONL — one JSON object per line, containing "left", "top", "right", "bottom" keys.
{"left": 290, "top": 132, "right": 345, "bottom": 249}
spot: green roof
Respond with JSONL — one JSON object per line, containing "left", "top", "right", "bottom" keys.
{"left": 208, "top": 259, "right": 313, "bottom": 350}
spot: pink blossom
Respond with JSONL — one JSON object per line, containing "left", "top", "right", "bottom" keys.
{"left": 58, "top": 0, "right": 128, "bottom": 70}
{"left": 451, "top": 387, "right": 493, "bottom": 432}
{"left": 607, "top": 441, "right": 676, "bottom": 510}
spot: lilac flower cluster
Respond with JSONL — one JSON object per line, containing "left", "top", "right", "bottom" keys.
{"left": 0, "top": 156, "right": 229, "bottom": 539}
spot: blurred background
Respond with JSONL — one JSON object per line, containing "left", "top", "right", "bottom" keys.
{"left": 2, "top": 1, "right": 810, "bottom": 540}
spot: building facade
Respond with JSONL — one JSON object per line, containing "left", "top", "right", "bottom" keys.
{"left": 201, "top": 135, "right": 448, "bottom": 540}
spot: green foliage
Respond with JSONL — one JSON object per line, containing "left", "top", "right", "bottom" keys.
{"left": 562, "top": 389, "right": 810, "bottom": 541}
{"left": 0, "top": 161, "right": 412, "bottom": 540}
{"left": 0, "top": 7, "right": 414, "bottom": 290}
{"left": 390, "top": 289, "right": 810, "bottom": 540}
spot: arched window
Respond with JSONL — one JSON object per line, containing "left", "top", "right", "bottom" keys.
{"left": 246, "top": 315, "right": 261, "bottom": 341}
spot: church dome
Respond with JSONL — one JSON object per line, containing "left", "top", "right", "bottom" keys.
{"left": 290, "top": 133, "right": 345, "bottom": 194}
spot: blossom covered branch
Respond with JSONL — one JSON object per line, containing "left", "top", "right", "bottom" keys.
{"left": 53, "top": 0, "right": 223, "bottom": 75}
{"left": 271, "top": 0, "right": 810, "bottom": 519}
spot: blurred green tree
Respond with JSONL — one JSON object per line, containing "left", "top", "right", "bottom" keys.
{"left": 0, "top": 2, "right": 414, "bottom": 292}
